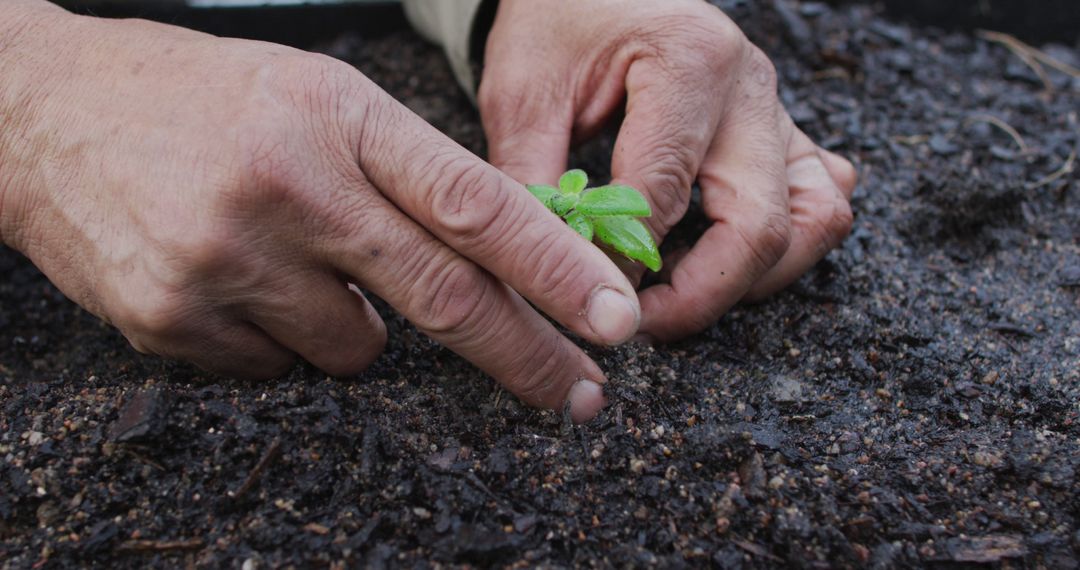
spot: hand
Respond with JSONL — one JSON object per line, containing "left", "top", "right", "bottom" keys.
{"left": 0, "top": 6, "right": 643, "bottom": 422}
{"left": 479, "top": 0, "right": 857, "bottom": 342}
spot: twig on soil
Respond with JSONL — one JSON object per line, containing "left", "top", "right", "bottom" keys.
{"left": 1027, "top": 151, "right": 1076, "bottom": 190}
{"left": 115, "top": 538, "right": 203, "bottom": 553}
{"left": 979, "top": 30, "right": 1080, "bottom": 79}
{"left": 964, "top": 114, "right": 1030, "bottom": 154}
{"left": 1027, "top": 49, "right": 1080, "bottom": 80}
{"left": 228, "top": 437, "right": 282, "bottom": 500}
{"left": 977, "top": 30, "right": 1080, "bottom": 91}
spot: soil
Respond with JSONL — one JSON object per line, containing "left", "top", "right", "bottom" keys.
{"left": 2, "top": 1, "right": 1079, "bottom": 568}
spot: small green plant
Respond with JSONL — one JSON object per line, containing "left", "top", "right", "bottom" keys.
{"left": 528, "top": 169, "right": 661, "bottom": 272}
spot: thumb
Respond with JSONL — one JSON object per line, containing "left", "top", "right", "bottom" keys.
{"left": 479, "top": 82, "right": 574, "bottom": 185}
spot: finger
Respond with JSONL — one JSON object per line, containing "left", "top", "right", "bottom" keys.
{"left": 820, "top": 148, "right": 858, "bottom": 199}
{"left": 353, "top": 92, "right": 640, "bottom": 346}
{"left": 609, "top": 58, "right": 724, "bottom": 243}
{"left": 247, "top": 274, "right": 387, "bottom": 377}
{"left": 479, "top": 81, "right": 573, "bottom": 185}
{"left": 130, "top": 319, "right": 296, "bottom": 381}
{"left": 638, "top": 83, "right": 793, "bottom": 342}
{"left": 744, "top": 131, "right": 854, "bottom": 301}
{"left": 318, "top": 174, "right": 608, "bottom": 422}
{"left": 605, "top": 59, "right": 721, "bottom": 288}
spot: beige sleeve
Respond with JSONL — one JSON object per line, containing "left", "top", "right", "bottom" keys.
{"left": 402, "top": 0, "right": 486, "bottom": 100}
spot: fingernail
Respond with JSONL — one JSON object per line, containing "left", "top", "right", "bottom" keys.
{"left": 568, "top": 379, "right": 606, "bottom": 424}
{"left": 630, "top": 333, "right": 655, "bottom": 346}
{"left": 586, "top": 287, "right": 640, "bottom": 345}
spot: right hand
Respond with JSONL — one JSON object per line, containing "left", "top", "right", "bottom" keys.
{"left": 0, "top": 8, "right": 641, "bottom": 422}
{"left": 477, "top": 0, "right": 856, "bottom": 343}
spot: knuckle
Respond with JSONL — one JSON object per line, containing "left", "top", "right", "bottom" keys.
{"left": 528, "top": 230, "right": 589, "bottom": 300}
{"left": 294, "top": 55, "right": 370, "bottom": 146}
{"left": 234, "top": 54, "right": 362, "bottom": 188}
{"left": 114, "top": 286, "right": 192, "bottom": 342}
{"left": 408, "top": 258, "right": 490, "bottom": 335}
{"left": 172, "top": 225, "right": 249, "bottom": 277}
{"left": 300, "top": 55, "right": 357, "bottom": 108}
{"left": 108, "top": 242, "right": 245, "bottom": 345}
{"left": 270, "top": 52, "right": 359, "bottom": 115}
{"left": 744, "top": 46, "right": 779, "bottom": 94}
{"left": 427, "top": 159, "right": 517, "bottom": 245}
{"left": 637, "top": 142, "right": 696, "bottom": 230}
{"left": 640, "top": 9, "right": 744, "bottom": 78}
{"left": 698, "top": 22, "right": 745, "bottom": 73}
{"left": 738, "top": 211, "right": 792, "bottom": 271}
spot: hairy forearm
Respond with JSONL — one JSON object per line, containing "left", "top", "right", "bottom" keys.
{"left": 0, "top": 0, "right": 71, "bottom": 249}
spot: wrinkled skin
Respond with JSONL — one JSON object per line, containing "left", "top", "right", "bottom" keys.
{"left": 0, "top": 0, "right": 854, "bottom": 423}
{"left": 0, "top": 2, "right": 640, "bottom": 422}
{"left": 480, "top": 0, "right": 857, "bottom": 342}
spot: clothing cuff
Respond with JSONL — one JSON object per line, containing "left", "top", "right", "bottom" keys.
{"left": 402, "top": 0, "right": 495, "bottom": 102}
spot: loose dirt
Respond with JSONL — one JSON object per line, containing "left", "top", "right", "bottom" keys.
{"left": 2, "top": 2, "right": 1077, "bottom": 567}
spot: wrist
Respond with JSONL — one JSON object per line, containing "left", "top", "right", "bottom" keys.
{"left": 0, "top": 2, "right": 75, "bottom": 250}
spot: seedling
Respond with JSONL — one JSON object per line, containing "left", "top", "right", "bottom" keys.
{"left": 528, "top": 170, "right": 661, "bottom": 271}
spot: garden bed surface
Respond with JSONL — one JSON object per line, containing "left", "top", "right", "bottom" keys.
{"left": 1, "top": 2, "right": 1078, "bottom": 567}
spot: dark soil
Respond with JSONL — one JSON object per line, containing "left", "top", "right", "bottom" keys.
{"left": 2, "top": 2, "right": 1079, "bottom": 568}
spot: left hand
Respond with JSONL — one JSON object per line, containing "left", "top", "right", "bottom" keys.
{"left": 478, "top": 0, "right": 857, "bottom": 342}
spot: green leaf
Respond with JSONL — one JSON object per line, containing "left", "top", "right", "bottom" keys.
{"left": 558, "top": 169, "right": 588, "bottom": 195}
{"left": 576, "top": 185, "right": 652, "bottom": 217}
{"left": 526, "top": 184, "right": 560, "bottom": 212}
{"left": 550, "top": 193, "right": 579, "bottom": 217}
{"left": 592, "top": 216, "right": 662, "bottom": 271}
{"left": 565, "top": 211, "right": 594, "bottom": 241}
